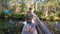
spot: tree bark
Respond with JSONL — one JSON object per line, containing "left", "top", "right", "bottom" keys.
{"left": 53, "top": 6, "right": 57, "bottom": 13}
{"left": 45, "top": 6, "right": 48, "bottom": 17}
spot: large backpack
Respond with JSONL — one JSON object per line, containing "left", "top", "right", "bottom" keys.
{"left": 24, "top": 10, "right": 33, "bottom": 20}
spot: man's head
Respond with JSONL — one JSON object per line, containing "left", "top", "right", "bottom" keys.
{"left": 29, "top": 7, "right": 32, "bottom": 10}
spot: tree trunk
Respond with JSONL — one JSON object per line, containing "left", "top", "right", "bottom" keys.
{"left": 40, "top": 6, "right": 42, "bottom": 11}
{"left": 45, "top": 6, "right": 48, "bottom": 17}
{"left": 53, "top": 6, "right": 57, "bottom": 13}
{"left": 36, "top": 2, "right": 37, "bottom": 11}
{"left": 34, "top": 0, "right": 37, "bottom": 11}
{"left": 15, "top": 6, "right": 20, "bottom": 14}
{"left": 27, "top": 0, "right": 31, "bottom": 8}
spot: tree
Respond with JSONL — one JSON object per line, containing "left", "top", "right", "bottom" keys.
{"left": 0, "top": 0, "right": 9, "bottom": 9}
{"left": 20, "top": 0, "right": 26, "bottom": 12}
{"left": 43, "top": 0, "right": 58, "bottom": 17}
{"left": 34, "top": 0, "right": 38, "bottom": 11}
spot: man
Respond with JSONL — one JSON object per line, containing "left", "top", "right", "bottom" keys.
{"left": 21, "top": 7, "right": 37, "bottom": 34}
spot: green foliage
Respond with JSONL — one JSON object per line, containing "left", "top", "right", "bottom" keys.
{"left": 49, "top": 16, "right": 54, "bottom": 19}
{"left": 0, "top": 11, "right": 2, "bottom": 16}
{"left": 0, "top": 20, "right": 23, "bottom": 34}
{"left": 49, "top": 16, "right": 54, "bottom": 20}
{"left": 11, "top": 14, "right": 24, "bottom": 19}
{"left": 20, "top": 0, "right": 26, "bottom": 12}
{"left": 34, "top": 11, "right": 44, "bottom": 19}
{"left": 0, "top": 10, "right": 24, "bottom": 19}
{"left": 0, "top": 21, "right": 11, "bottom": 30}
{"left": 58, "top": 13, "right": 60, "bottom": 17}
{"left": 45, "top": 1, "right": 57, "bottom": 7}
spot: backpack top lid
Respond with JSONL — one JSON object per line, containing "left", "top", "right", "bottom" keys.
{"left": 29, "top": 7, "right": 32, "bottom": 10}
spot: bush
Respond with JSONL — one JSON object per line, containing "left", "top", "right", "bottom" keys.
{"left": 0, "top": 20, "right": 23, "bottom": 34}
{"left": 34, "top": 11, "right": 44, "bottom": 19}
{"left": 0, "top": 10, "right": 24, "bottom": 20}
{"left": 11, "top": 14, "right": 24, "bottom": 20}
{"left": 58, "top": 13, "right": 60, "bottom": 18}
{"left": 49, "top": 15, "right": 54, "bottom": 21}
{"left": 0, "top": 21, "right": 11, "bottom": 30}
